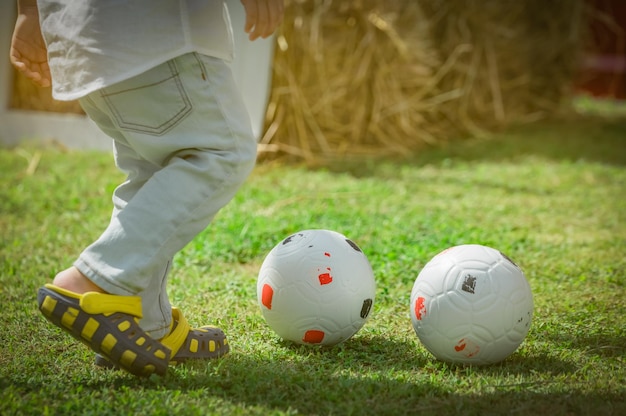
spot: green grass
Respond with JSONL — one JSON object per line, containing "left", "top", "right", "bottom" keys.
{"left": 1, "top": 116, "right": 625, "bottom": 415}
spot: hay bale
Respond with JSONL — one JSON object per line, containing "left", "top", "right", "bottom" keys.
{"left": 261, "top": 0, "right": 587, "bottom": 161}
{"left": 9, "top": 0, "right": 590, "bottom": 160}
{"left": 421, "top": 0, "right": 585, "bottom": 130}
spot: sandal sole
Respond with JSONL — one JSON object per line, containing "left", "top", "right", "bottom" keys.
{"left": 95, "top": 327, "right": 230, "bottom": 369}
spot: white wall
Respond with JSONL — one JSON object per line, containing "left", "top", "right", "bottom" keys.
{"left": 0, "top": 0, "right": 274, "bottom": 150}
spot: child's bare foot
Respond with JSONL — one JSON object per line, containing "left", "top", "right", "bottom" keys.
{"left": 52, "top": 266, "right": 106, "bottom": 294}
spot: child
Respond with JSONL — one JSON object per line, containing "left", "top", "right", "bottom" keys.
{"left": 10, "top": 0, "right": 284, "bottom": 377}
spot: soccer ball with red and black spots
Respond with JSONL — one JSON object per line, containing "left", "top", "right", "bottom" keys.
{"left": 257, "top": 229, "right": 376, "bottom": 346}
{"left": 410, "top": 244, "right": 533, "bottom": 365}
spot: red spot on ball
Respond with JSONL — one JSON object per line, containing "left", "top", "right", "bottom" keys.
{"left": 455, "top": 338, "right": 480, "bottom": 357}
{"left": 454, "top": 339, "right": 467, "bottom": 352}
{"left": 324, "top": 252, "right": 331, "bottom": 257}
{"left": 318, "top": 272, "right": 333, "bottom": 285}
{"left": 261, "top": 283, "right": 274, "bottom": 310}
{"left": 414, "top": 296, "right": 426, "bottom": 320}
{"left": 303, "top": 330, "right": 325, "bottom": 344}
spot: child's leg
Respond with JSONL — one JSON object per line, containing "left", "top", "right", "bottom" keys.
{"left": 109, "top": 139, "right": 175, "bottom": 337}
{"left": 70, "top": 53, "right": 256, "bottom": 338}
{"left": 53, "top": 137, "right": 177, "bottom": 337}
{"left": 64, "top": 98, "right": 176, "bottom": 337}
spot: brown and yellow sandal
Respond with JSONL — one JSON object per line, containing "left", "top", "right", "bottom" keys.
{"left": 96, "top": 307, "right": 229, "bottom": 369}
{"left": 37, "top": 284, "right": 170, "bottom": 377}
{"left": 163, "top": 307, "right": 229, "bottom": 364}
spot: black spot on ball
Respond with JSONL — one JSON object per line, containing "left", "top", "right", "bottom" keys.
{"left": 345, "top": 239, "right": 362, "bottom": 252}
{"left": 360, "top": 299, "right": 373, "bottom": 318}
{"left": 282, "top": 233, "right": 304, "bottom": 245}
{"left": 500, "top": 251, "right": 521, "bottom": 269}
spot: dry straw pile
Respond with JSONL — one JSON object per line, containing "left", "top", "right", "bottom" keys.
{"left": 259, "top": 0, "right": 588, "bottom": 161}
{"left": 10, "top": 0, "right": 592, "bottom": 161}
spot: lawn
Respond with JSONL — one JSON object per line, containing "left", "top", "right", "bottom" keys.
{"left": 0, "top": 116, "right": 625, "bottom": 415}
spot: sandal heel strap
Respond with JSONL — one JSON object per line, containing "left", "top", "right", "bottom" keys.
{"left": 160, "top": 307, "right": 190, "bottom": 357}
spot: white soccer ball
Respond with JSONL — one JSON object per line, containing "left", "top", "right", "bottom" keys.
{"left": 410, "top": 244, "right": 533, "bottom": 365}
{"left": 257, "top": 229, "right": 376, "bottom": 346}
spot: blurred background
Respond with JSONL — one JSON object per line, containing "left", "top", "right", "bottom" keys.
{"left": 1, "top": 0, "right": 624, "bottom": 161}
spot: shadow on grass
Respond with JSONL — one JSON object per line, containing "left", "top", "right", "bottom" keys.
{"left": 533, "top": 330, "right": 626, "bottom": 359}
{"left": 174, "top": 337, "right": 576, "bottom": 409}
{"left": 314, "top": 118, "right": 626, "bottom": 177}
{"left": 3, "top": 333, "right": 622, "bottom": 414}
{"left": 163, "top": 335, "right": 613, "bottom": 414}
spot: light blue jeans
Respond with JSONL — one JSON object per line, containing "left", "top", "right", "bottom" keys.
{"left": 76, "top": 53, "right": 257, "bottom": 338}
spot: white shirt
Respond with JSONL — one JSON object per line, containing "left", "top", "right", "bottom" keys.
{"left": 38, "top": 0, "right": 234, "bottom": 101}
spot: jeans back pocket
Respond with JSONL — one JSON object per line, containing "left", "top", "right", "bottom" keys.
{"left": 100, "top": 60, "right": 193, "bottom": 136}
